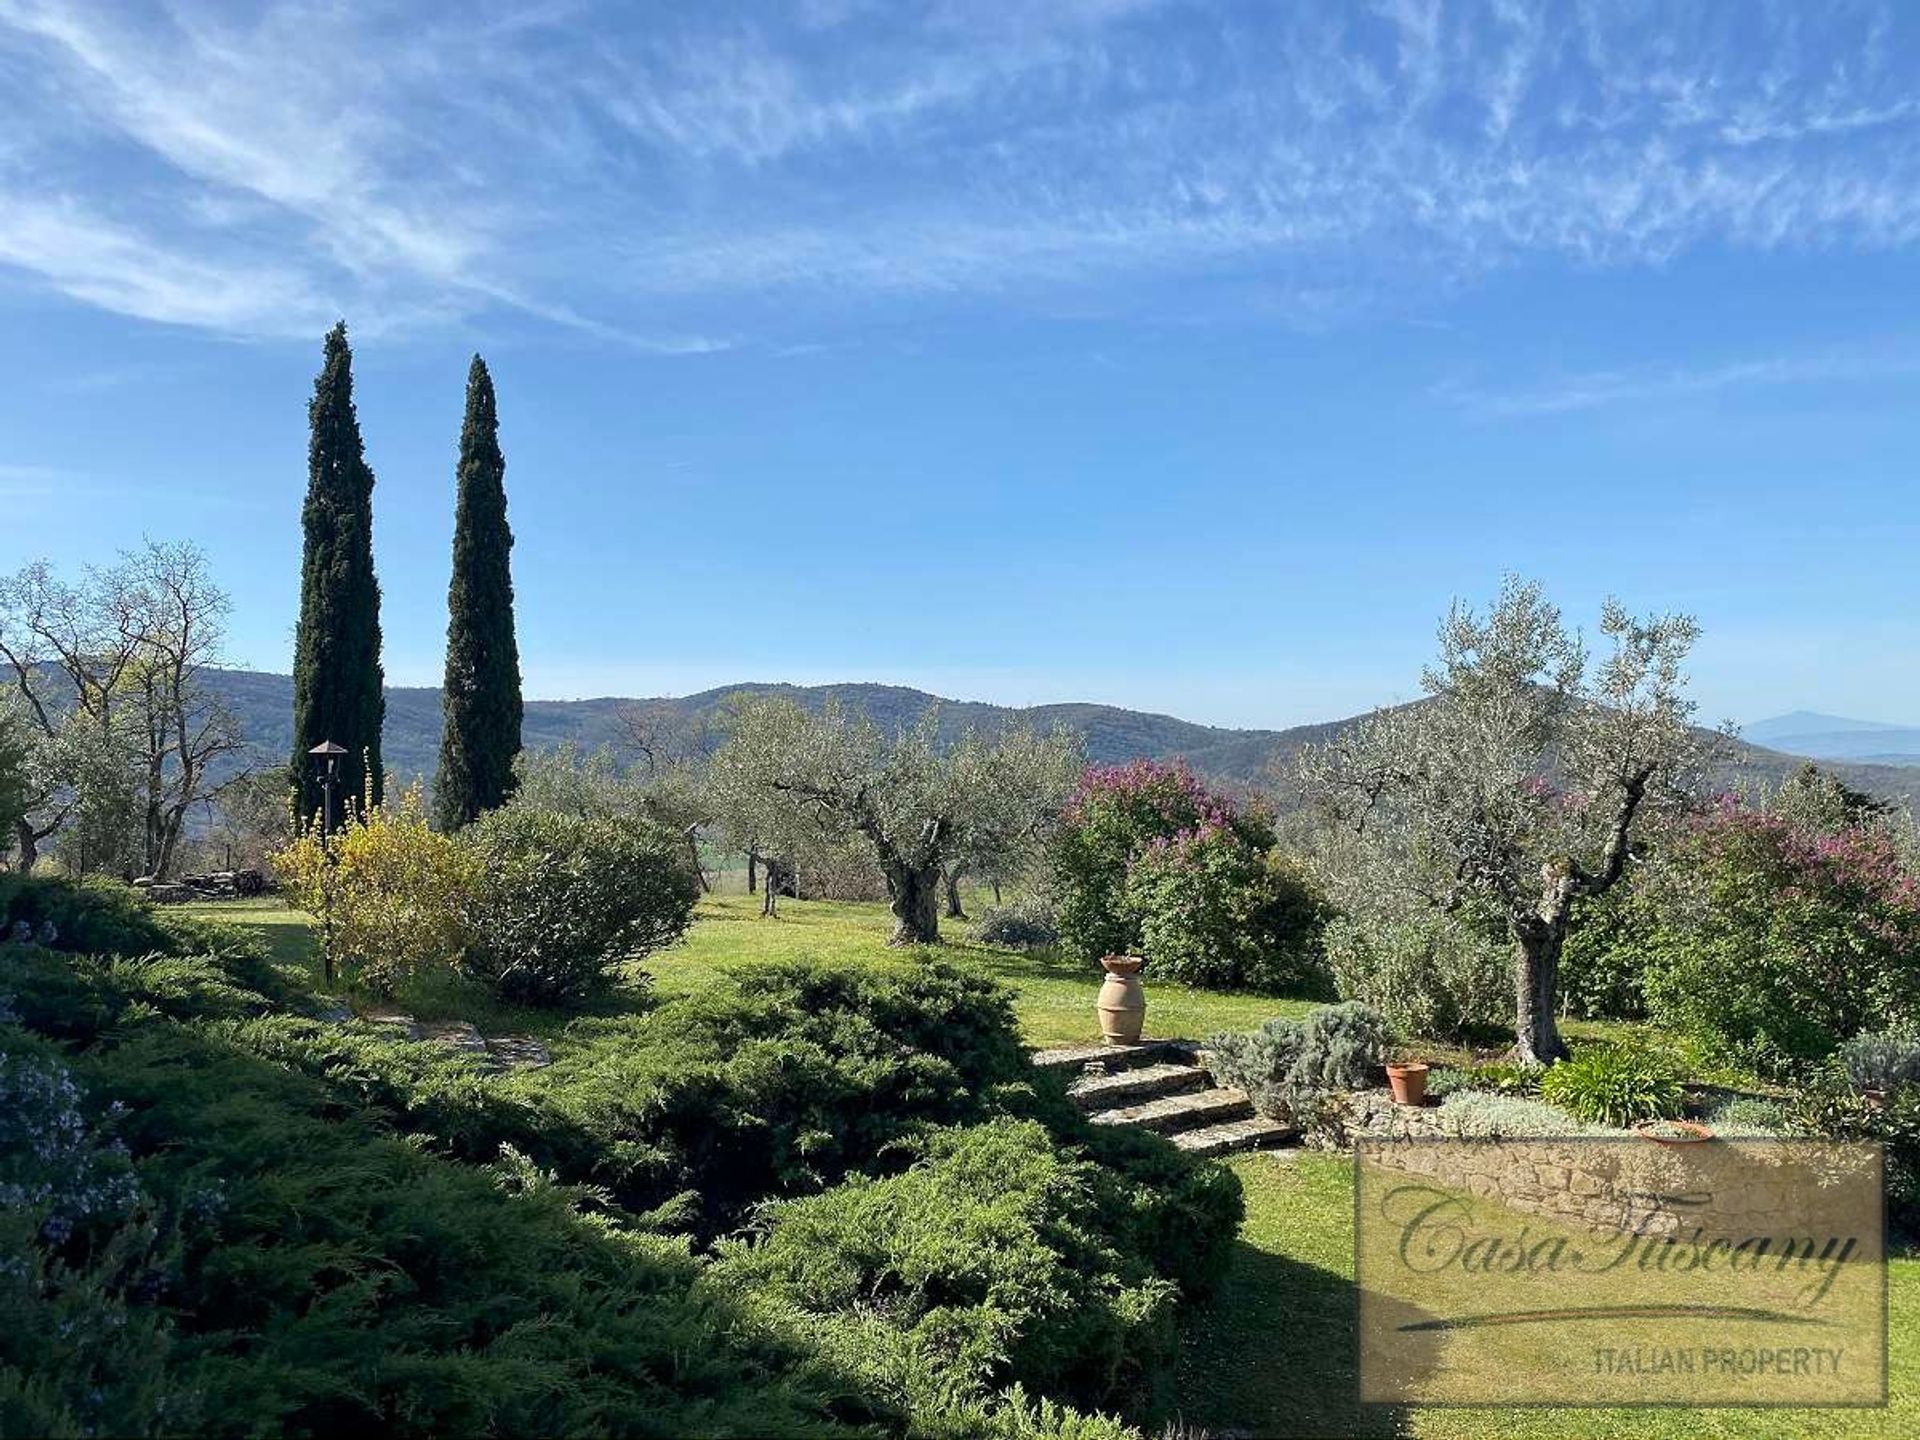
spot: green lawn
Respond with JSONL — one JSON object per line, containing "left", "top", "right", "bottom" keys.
{"left": 1174, "top": 1151, "right": 1917, "bottom": 1439}
{"left": 661, "top": 891, "right": 1314, "bottom": 1046}
{"left": 176, "top": 896, "right": 321, "bottom": 969}
{"left": 176, "top": 892, "right": 1913, "bottom": 1437}
{"left": 176, "top": 890, "right": 1313, "bottom": 1046}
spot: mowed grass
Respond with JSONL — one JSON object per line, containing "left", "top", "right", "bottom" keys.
{"left": 660, "top": 891, "right": 1314, "bottom": 1047}
{"left": 176, "top": 896, "right": 321, "bottom": 970}
{"left": 1173, "top": 1152, "right": 1917, "bottom": 1440}
{"left": 174, "top": 891, "right": 1313, "bottom": 1047}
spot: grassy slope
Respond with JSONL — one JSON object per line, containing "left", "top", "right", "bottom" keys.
{"left": 183, "top": 894, "right": 1913, "bottom": 1437}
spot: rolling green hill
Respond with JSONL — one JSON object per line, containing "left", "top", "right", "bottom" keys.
{"left": 206, "top": 668, "right": 1920, "bottom": 809}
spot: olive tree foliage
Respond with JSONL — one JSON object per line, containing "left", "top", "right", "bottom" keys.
{"left": 1297, "top": 577, "right": 1715, "bottom": 1064}
{"left": 0, "top": 701, "right": 30, "bottom": 847}
{"left": 0, "top": 543, "right": 249, "bottom": 877}
{"left": 706, "top": 695, "right": 1083, "bottom": 945}
{"left": 507, "top": 740, "right": 710, "bottom": 889}
{"left": 938, "top": 724, "right": 1087, "bottom": 917}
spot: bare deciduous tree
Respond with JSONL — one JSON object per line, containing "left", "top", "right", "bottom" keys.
{"left": 0, "top": 543, "right": 250, "bottom": 877}
{"left": 1299, "top": 577, "right": 1714, "bottom": 1064}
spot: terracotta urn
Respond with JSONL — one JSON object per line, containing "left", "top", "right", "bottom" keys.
{"left": 1097, "top": 956, "right": 1147, "bottom": 1045}
{"left": 1385, "top": 1061, "right": 1429, "bottom": 1107}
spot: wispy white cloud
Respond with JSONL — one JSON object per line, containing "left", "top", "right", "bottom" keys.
{"left": 1, "top": 0, "right": 1918, "bottom": 340}
{"left": 1437, "top": 345, "right": 1920, "bottom": 417}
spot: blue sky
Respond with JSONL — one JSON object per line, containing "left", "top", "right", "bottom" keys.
{"left": 3, "top": 0, "right": 1919, "bottom": 731}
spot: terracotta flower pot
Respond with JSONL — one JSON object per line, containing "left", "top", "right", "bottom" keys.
{"left": 1634, "top": 1119, "right": 1715, "bottom": 1145}
{"left": 1385, "top": 1061, "right": 1429, "bottom": 1107}
{"left": 1097, "top": 956, "right": 1146, "bottom": 1045}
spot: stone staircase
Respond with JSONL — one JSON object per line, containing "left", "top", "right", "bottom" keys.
{"left": 1031, "top": 1039, "right": 1294, "bottom": 1158}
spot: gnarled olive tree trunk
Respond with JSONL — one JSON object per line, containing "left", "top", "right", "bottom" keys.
{"left": 884, "top": 861, "right": 944, "bottom": 946}
{"left": 942, "top": 862, "right": 967, "bottom": 919}
{"left": 1512, "top": 919, "right": 1570, "bottom": 1066}
{"left": 861, "top": 814, "right": 947, "bottom": 946}
{"left": 13, "top": 818, "right": 38, "bottom": 874}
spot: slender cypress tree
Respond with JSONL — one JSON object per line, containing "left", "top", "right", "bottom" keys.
{"left": 434, "top": 354, "right": 522, "bottom": 829}
{"left": 291, "top": 322, "right": 385, "bottom": 821}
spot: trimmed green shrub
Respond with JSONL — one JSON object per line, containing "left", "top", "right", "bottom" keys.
{"left": 1538, "top": 1044, "right": 1685, "bottom": 1128}
{"left": 1837, "top": 1029, "right": 1920, "bottom": 1094}
{"left": 711, "top": 1119, "right": 1179, "bottom": 1421}
{"left": 458, "top": 807, "right": 700, "bottom": 1004}
{"left": 974, "top": 894, "right": 1061, "bottom": 950}
{"left": 1124, "top": 830, "right": 1328, "bottom": 993}
{"left": 0, "top": 872, "right": 175, "bottom": 957}
{"left": 1322, "top": 906, "right": 1507, "bottom": 1041}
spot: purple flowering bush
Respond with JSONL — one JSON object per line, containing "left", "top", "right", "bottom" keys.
{"left": 1052, "top": 761, "right": 1328, "bottom": 992}
{"left": 1589, "top": 802, "right": 1920, "bottom": 1068}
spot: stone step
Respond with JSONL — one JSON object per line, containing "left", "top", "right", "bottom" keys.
{"left": 1170, "top": 1115, "right": 1297, "bottom": 1158}
{"left": 1067, "top": 1061, "right": 1209, "bottom": 1111}
{"left": 1029, "top": 1039, "right": 1189, "bottom": 1075}
{"left": 1087, "top": 1086, "right": 1254, "bottom": 1135}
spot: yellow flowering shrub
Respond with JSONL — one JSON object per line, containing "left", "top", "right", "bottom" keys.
{"left": 271, "top": 783, "right": 476, "bottom": 992}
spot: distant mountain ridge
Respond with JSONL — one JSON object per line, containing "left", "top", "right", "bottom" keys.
{"left": 1744, "top": 711, "right": 1920, "bottom": 769}
{"left": 207, "top": 669, "right": 1920, "bottom": 810}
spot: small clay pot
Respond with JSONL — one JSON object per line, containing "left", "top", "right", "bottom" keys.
{"left": 1097, "top": 956, "right": 1146, "bottom": 1045}
{"left": 1634, "top": 1119, "right": 1715, "bottom": 1145}
{"left": 1385, "top": 1061, "right": 1429, "bottom": 1107}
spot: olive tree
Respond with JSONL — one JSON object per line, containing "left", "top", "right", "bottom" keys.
{"left": 707, "top": 695, "right": 1082, "bottom": 944}
{"left": 938, "top": 723, "right": 1085, "bottom": 917}
{"left": 508, "top": 742, "right": 711, "bottom": 890}
{"left": 1298, "top": 577, "right": 1712, "bottom": 1064}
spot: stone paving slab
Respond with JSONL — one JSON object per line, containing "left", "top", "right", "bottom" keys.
{"left": 485, "top": 1035, "right": 553, "bottom": 1070}
{"left": 1087, "top": 1086, "right": 1253, "bottom": 1133}
{"left": 324, "top": 1006, "right": 551, "bottom": 1071}
{"left": 1029, "top": 1039, "right": 1176, "bottom": 1072}
{"left": 1171, "top": 1116, "right": 1296, "bottom": 1157}
{"left": 1067, "top": 1061, "right": 1208, "bottom": 1110}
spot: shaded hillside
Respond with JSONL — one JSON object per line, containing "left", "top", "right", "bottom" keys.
{"left": 205, "top": 668, "right": 1920, "bottom": 810}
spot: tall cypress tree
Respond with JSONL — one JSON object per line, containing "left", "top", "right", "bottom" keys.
{"left": 434, "top": 354, "right": 522, "bottom": 829}
{"left": 291, "top": 322, "right": 385, "bottom": 821}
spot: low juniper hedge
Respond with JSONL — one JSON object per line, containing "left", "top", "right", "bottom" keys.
{"left": 0, "top": 893, "right": 1242, "bottom": 1436}
{"left": 0, "top": 955, "right": 864, "bottom": 1438}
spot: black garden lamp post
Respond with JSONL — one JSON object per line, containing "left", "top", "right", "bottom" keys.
{"left": 308, "top": 740, "right": 348, "bottom": 986}
{"left": 309, "top": 740, "right": 348, "bottom": 840}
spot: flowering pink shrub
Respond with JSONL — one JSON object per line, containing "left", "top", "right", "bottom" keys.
{"left": 1052, "top": 761, "right": 1326, "bottom": 992}
{"left": 1623, "top": 803, "right": 1920, "bottom": 1065}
